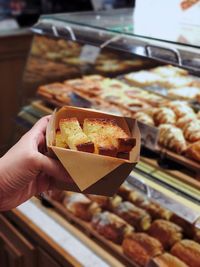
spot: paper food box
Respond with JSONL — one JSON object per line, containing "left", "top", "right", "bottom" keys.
{"left": 46, "top": 106, "right": 140, "bottom": 196}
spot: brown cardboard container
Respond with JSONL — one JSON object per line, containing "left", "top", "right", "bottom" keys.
{"left": 46, "top": 106, "right": 141, "bottom": 196}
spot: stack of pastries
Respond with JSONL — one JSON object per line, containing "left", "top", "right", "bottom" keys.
{"left": 133, "top": 100, "right": 200, "bottom": 163}
{"left": 55, "top": 183, "right": 200, "bottom": 267}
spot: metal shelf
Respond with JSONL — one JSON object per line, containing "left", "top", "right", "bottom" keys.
{"left": 32, "top": 8, "right": 200, "bottom": 74}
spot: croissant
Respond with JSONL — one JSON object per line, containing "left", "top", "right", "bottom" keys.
{"left": 182, "top": 120, "right": 200, "bottom": 142}
{"left": 158, "top": 124, "right": 187, "bottom": 153}
{"left": 153, "top": 108, "right": 176, "bottom": 126}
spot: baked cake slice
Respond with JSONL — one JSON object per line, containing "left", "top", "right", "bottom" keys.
{"left": 59, "top": 118, "right": 94, "bottom": 153}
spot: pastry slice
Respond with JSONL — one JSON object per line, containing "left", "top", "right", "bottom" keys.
{"left": 55, "top": 130, "right": 68, "bottom": 148}
{"left": 59, "top": 118, "right": 94, "bottom": 153}
{"left": 168, "top": 86, "right": 200, "bottom": 100}
{"left": 122, "top": 233, "right": 163, "bottom": 266}
{"left": 125, "top": 70, "right": 163, "bottom": 87}
{"left": 83, "top": 118, "right": 136, "bottom": 155}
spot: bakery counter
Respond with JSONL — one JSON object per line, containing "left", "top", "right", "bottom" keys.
{"left": 3, "top": 198, "right": 125, "bottom": 267}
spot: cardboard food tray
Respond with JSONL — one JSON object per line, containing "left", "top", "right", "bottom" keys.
{"left": 46, "top": 106, "right": 140, "bottom": 196}
{"left": 47, "top": 198, "right": 139, "bottom": 267}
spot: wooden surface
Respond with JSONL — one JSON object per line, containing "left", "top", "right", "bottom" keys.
{"left": 0, "top": 30, "right": 33, "bottom": 155}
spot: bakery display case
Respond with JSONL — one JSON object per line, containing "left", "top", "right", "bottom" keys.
{"left": 7, "top": 7, "right": 200, "bottom": 267}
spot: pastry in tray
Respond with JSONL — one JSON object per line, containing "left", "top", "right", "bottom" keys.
{"left": 38, "top": 82, "right": 72, "bottom": 103}
{"left": 122, "top": 233, "right": 163, "bottom": 267}
{"left": 185, "top": 140, "right": 200, "bottom": 162}
{"left": 168, "top": 86, "right": 200, "bottom": 100}
{"left": 170, "top": 214, "right": 195, "bottom": 238}
{"left": 110, "top": 201, "right": 151, "bottom": 231}
{"left": 134, "top": 111, "right": 155, "bottom": 126}
{"left": 147, "top": 253, "right": 189, "bottom": 267}
{"left": 158, "top": 124, "right": 187, "bottom": 154}
{"left": 63, "top": 193, "right": 101, "bottom": 221}
{"left": 92, "top": 211, "right": 133, "bottom": 244}
{"left": 125, "top": 70, "right": 164, "bottom": 87}
{"left": 151, "top": 65, "right": 188, "bottom": 78}
{"left": 165, "top": 101, "right": 195, "bottom": 119}
{"left": 176, "top": 114, "right": 197, "bottom": 129}
{"left": 138, "top": 200, "right": 172, "bottom": 220}
{"left": 182, "top": 120, "right": 200, "bottom": 142}
{"left": 162, "top": 76, "right": 194, "bottom": 89}
{"left": 153, "top": 108, "right": 176, "bottom": 126}
{"left": 57, "top": 117, "right": 136, "bottom": 157}
{"left": 117, "top": 184, "right": 146, "bottom": 206}
{"left": 87, "top": 194, "right": 122, "bottom": 210}
{"left": 171, "top": 240, "right": 200, "bottom": 267}
{"left": 148, "top": 219, "right": 183, "bottom": 250}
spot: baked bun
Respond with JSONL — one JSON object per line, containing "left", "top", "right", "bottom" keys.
{"left": 138, "top": 200, "right": 172, "bottom": 220}
{"left": 117, "top": 184, "right": 145, "bottom": 205}
{"left": 171, "top": 240, "right": 200, "bottom": 267}
{"left": 92, "top": 211, "right": 133, "bottom": 244}
{"left": 110, "top": 201, "right": 151, "bottom": 231}
{"left": 63, "top": 193, "right": 100, "bottom": 221}
{"left": 148, "top": 219, "right": 183, "bottom": 250}
{"left": 122, "top": 233, "right": 163, "bottom": 266}
{"left": 165, "top": 101, "right": 195, "bottom": 118}
{"left": 147, "top": 253, "right": 189, "bottom": 267}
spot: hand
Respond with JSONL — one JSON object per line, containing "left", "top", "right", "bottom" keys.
{"left": 0, "top": 116, "right": 73, "bottom": 211}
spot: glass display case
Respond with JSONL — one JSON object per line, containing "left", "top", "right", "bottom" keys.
{"left": 13, "top": 8, "right": 200, "bottom": 267}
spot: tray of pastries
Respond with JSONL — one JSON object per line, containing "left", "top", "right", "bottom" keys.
{"left": 124, "top": 65, "right": 200, "bottom": 101}
{"left": 37, "top": 74, "right": 166, "bottom": 117}
{"left": 46, "top": 182, "right": 200, "bottom": 267}
{"left": 133, "top": 100, "right": 200, "bottom": 171}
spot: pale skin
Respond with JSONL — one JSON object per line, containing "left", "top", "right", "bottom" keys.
{"left": 0, "top": 116, "right": 73, "bottom": 211}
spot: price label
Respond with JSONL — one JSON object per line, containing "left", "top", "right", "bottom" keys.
{"left": 80, "top": 45, "right": 100, "bottom": 64}
{"left": 138, "top": 121, "right": 159, "bottom": 150}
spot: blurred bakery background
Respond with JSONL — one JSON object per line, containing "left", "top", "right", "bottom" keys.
{"left": 0, "top": 1, "right": 200, "bottom": 267}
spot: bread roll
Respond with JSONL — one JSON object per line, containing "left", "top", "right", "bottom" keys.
{"left": 171, "top": 240, "right": 200, "bottom": 267}
{"left": 122, "top": 233, "right": 163, "bottom": 266}
{"left": 148, "top": 219, "right": 183, "bottom": 249}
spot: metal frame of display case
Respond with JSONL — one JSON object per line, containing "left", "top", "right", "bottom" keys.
{"left": 32, "top": 8, "right": 200, "bottom": 74}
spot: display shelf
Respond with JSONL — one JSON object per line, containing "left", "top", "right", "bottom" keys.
{"left": 32, "top": 9, "right": 200, "bottom": 73}
{"left": 15, "top": 101, "right": 200, "bottom": 227}
{"left": 128, "top": 170, "right": 200, "bottom": 227}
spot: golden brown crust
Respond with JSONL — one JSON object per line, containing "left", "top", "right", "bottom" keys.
{"left": 148, "top": 220, "right": 183, "bottom": 250}
{"left": 63, "top": 193, "right": 100, "bottom": 221}
{"left": 153, "top": 108, "right": 176, "bottom": 126}
{"left": 92, "top": 211, "right": 133, "bottom": 244}
{"left": 122, "top": 233, "right": 163, "bottom": 266}
{"left": 111, "top": 201, "right": 151, "bottom": 231}
{"left": 171, "top": 240, "right": 200, "bottom": 267}
{"left": 147, "top": 253, "right": 189, "bottom": 267}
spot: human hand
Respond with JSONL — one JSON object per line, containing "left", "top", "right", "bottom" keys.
{"left": 0, "top": 116, "right": 73, "bottom": 211}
